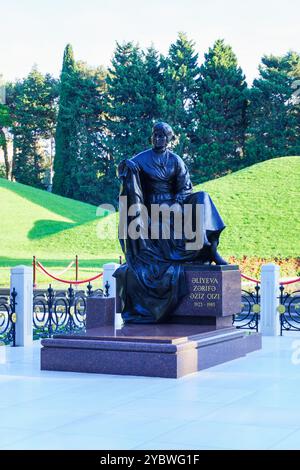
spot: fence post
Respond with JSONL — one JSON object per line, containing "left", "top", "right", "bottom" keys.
{"left": 75, "top": 255, "right": 78, "bottom": 282}
{"left": 102, "top": 263, "right": 119, "bottom": 298}
{"left": 260, "top": 263, "right": 280, "bottom": 336}
{"left": 10, "top": 266, "right": 33, "bottom": 346}
{"left": 33, "top": 255, "right": 36, "bottom": 288}
{"left": 103, "top": 262, "right": 121, "bottom": 327}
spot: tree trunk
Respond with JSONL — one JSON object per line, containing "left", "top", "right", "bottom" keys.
{"left": 0, "top": 128, "right": 10, "bottom": 179}
{"left": 11, "top": 136, "right": 17, "bottom": 181}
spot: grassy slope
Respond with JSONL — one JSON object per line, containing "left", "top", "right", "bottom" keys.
{"left": 0, "top": 156, "right": 299, "bottom": 285}
{"left": 0, "top": 178, "right": 120, "bottom": 286}
{"left": 0, "top": 176, "right": 120, "bottom": 262}
{"left": 198, "top": 156, "right": 300, "bottom": 258}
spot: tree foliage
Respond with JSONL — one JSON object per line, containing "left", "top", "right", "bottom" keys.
{"left": 7, "top": 67, "right": 58, "bottom": 188}
{"left": 52, "top": 44, "right": 109, "bottom": 204}
{"left": 106, "top": 42, "right": 162, "bottom": 161}
{"left": 0, "top": 103, "right": 12, "bottom": 179}
{"left": 246, "top": 52, "right": 300, "bottom": 164}
{"left": 191, "top": 39, "right": 248, "bottom": 181}
{"left": 160, "top": 32, "right": 200, "bottom": 163}
{"left": 5, "top": 37, "right": 300, "bottom": 206}
{"left": 52, "top": 44, "right": 77, "bottom": 196}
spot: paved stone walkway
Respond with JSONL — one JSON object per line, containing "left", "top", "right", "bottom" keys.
{"left": 0, "top": 335, "right": 300, "bottom": 449}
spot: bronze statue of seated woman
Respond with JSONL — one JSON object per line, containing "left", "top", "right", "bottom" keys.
{"left": 113, "top": 122, "right": 227, "bottom": 324}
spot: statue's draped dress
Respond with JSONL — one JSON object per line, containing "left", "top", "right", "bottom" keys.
{"left": 113, "top": 149, "right": 225, "bottom": 323}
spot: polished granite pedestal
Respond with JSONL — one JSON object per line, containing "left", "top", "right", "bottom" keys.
{"left": 41, "top": 323, "right": 261, "bottom": 378}
{"left": 41, "top": 264, "right": 261, "bottom": 378}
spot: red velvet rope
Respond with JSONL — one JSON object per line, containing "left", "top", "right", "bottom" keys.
{"left": 280, "top": 277, "right": 300, "bottom": 286}
{"left": 37, "top": 261, "right": 103, "bottom": 285}
{"left": 241, "top": 273, "right": 260, "bottom": 284}
{"left": 36, "top": 259, "right": 299, "bottom": 287}
{"left": 241, "top": 273, "right": 300, "bottom": 286}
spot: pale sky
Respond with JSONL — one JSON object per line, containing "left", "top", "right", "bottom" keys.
{"left": 0, "top": 0, "right": 299, "bottom": 84}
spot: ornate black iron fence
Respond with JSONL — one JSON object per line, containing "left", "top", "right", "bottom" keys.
{"left": 0, "top": 288, "right": 17, "bottom": 346}
{"left": 279, "top": 283, "right": 300, "bottom": 335}
{"left": 233, "top": 283, "right": 260, "bottom": 331}
{"left": 33, "top": 281, "right": 109, "bottom": 339}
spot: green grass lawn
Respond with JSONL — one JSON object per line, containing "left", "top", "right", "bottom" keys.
{"left": 0, "top": 156, "right": 299, "bottom": 287}
{"left": 196, "top": 156, "right": 300, "bottom": 259}
{"left": 0, "top": 177, "right": 121, "bottom": 287}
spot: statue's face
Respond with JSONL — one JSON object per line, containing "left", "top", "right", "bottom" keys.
{"left": 151, "top": 129, "right": 168, "bottom": 151}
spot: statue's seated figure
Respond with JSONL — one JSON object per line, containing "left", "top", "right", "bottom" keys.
{"left": 113, "top": 122, "right": 227, "bottom": 324}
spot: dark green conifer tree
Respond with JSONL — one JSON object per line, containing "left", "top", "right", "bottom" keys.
{"left": 105, "top": 42, "right": 164, "bottom": 203}
{"left": 246, "top": 51, "right": 300, "bottom": 164}
{"left": 106, "top": 42, "right": 162, "bottom": 164}
{"left": 52, "top": 44, "right": 77, "bottom": 196}
{"left": 68, "top": 61, "right": 109, "bottom": 205}
{"left": 192, "top": 39, "right": 247, "bottom": 181}
{"left": 160, "top": 32, "right": 200, "bottom": 163}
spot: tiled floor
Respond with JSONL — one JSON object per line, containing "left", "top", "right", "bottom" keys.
{"left": 0, "top": 335, "right": 300, "bottom": 450}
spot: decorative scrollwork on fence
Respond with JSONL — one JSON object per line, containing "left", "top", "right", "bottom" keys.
{"left": 0, "top": 288, "right": 17, "bottom": 346}
{"left": 33, "top": 293, "right": 49, "bottom": 338}
{"left": 33, "top": 282, "right": 106, "bottom": 339}
{"left": 52, "top": 296, "right": 69, "bottom": 334}
{"left": 233, "top": 284, "right": 260, "bottom": 331}
{"left": 279, "top": 284, "right": 300, "bottom": 335}
{"left": 73, "top": 293, "right": 86, "bottom": 329}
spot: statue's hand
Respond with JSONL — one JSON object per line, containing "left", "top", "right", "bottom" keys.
{"left": 175, "top": 193, "right": 185, "bottom": 205}
{"left": 117, "top": 159, "right": 139, "bottom": 178}
{"left": 125, "top": 159, "right": 139, "bottom": 173}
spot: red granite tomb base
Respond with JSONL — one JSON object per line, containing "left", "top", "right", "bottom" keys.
{"left": 41, "top": 324, "right": 261, "bottom": 378}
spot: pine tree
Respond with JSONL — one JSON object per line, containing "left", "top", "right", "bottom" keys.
{"left": 143, "top": 46, "right": 165, "bottom": 126}
{"left": 246, "top": 51, "right": 300, "bottom": 164}
{"left": 104, "top": 42, "right": 165, "bottom": 203}
{"left": 53, "top": 44, "right": 109, "bottom": 204}
{"left": 52, "top": 44, "right": 77, "bottom": 196}
{"left": 160, "top": 32, "right": 199, "bottom": 163}
{"left": 106, "top": 42, "right": 162, "bottom": 163}
{"left": 68, "top": 61, "right": 109, "bottom": 205}
{"left": 192, "top": 39, "right": 247, "bottom": 181}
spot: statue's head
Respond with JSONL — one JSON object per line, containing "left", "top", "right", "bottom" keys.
{"left": 151, "top": 122, "right": 174, "bottom": 152}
